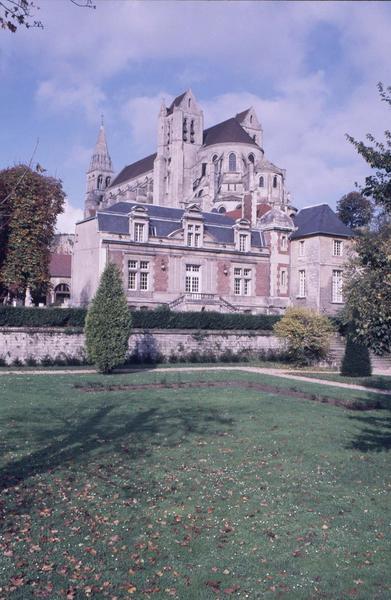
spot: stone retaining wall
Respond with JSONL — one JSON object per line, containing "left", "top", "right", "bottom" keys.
{"left": 0, "top": 327, "right": 283, "bottom": 366}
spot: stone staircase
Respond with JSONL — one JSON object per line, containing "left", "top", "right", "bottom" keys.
{"left": 329, "top": 335, "right": 391, "bottom": 373}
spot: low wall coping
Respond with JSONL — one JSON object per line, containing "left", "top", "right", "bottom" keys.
{"left": 0, "top": 326, "right": 276, "bottom": 336}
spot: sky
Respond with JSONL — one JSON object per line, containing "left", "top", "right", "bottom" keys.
{"left": 1, "top": 0, "right": 391, "bottom": 232}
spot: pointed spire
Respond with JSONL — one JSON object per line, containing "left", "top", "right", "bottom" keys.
{"left": 88, "top": 118, "right": 113, "bottom": 173}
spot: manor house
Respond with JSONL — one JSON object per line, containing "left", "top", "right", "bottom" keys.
{"left": 72, "top": 90, "right": 352, "bottom": 314}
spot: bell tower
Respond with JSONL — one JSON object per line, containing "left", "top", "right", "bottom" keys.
{"left": 84, "top": 117, "right": 114, "bottom": 218}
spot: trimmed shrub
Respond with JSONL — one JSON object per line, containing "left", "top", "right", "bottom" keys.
{"left": 85, "top": 263, "right": 132, "bottom": 373}
{"left": 273, "top": 307, "right": 334, "bottom": 366}
{"left": 341, "top": 322, "right": 372, "bottom": 377}
{"left": 0, "top": 305, "right": 280, "bottom": 331}
{"left": 0, "top": 306, "right": 86, "bottom": 327}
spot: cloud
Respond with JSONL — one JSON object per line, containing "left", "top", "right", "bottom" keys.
{"left": 36, "top": 80, "right": 106, "bottom": 122}
{"left": 56, "top": 198, "right": 83, "bottom": 233}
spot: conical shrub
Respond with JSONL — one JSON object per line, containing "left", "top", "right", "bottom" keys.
{"left": 341, "top": 321, "right": 372, "bottom": 377}
{"left": 85, "top": 263, "right": 132, "bottom": 373}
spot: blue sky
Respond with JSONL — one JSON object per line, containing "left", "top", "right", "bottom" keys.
{"left": 1, "top": 0, "right": 391, "bottom": 231}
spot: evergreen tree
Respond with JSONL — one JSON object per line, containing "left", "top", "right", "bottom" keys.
{"left": 85, "top": 263, "right": 132, "bottom": 373}
{"left": 341, "top": 321, "right": 372, "bottom": 377}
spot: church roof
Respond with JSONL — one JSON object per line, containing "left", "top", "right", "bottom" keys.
{"left": 166, "top": 91, "right": 187, "bottom": 115}
{"left": 95, "top": 201, "right": 265, "bottom": 248}
{"left": 110, "top": 153, "right": 157, "bottom": 188}
{"left": 88, "top": 124, "right": 113, "bottom": 173}
{"left": 203, "top": 117, "right": 258, "bottom": 147}
{"left": 235, "top": 108, "right": 251, "bottom": 123}
{"left": 290, "top": 204, "right": 353, "bottom": 240}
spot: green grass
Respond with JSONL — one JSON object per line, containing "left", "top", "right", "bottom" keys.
{"left": 0, "top": 370, "right": 390, "bottom": 599}
{"left": 292, "top": 372, "right": 391, "bottom": 391}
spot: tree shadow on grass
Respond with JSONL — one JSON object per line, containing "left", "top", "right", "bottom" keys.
{"left": 347, "top": 411, "right": 391, "bottom": 452}
{"left": 0, "top": 401, "right": 234, "bottom": 497}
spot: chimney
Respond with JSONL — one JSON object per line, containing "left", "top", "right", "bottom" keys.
{"left": 243, "top": 193, "right": 257, "bottom": 227}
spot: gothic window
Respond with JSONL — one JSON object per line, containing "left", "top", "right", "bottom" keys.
{"left": 248, "top": 153, "right": 255, "bottom": 164}
{"left": 250, "top": 115, "right": 253, "bottom": 124}
{"left": 228, "top": 152, "right": 237, "bottom": 172}
{"left": 128, "top": 260, "right": 149, "bottom": 291}
{"left": 190, "top": 119, "right": 195, "bottom": 143}
{"left": 105, "top": 176, "right": 111, "bottom": 188}
{"left": 183, "top": 117, "right": 188, "bottom": 142}
{"left": 273, "top": 175, "right": 278, "bottom": 188}
{"left": 97, "top": 174, "right": 103, "bottom": 190}
{"left": 259, "top": 176, "right": 264, "bottom": 188}
{"left": 201, "top": 163, "right": 207, "bottom": 177}
{"left": 188, "top": 98, "right": 191, "bottom": 108}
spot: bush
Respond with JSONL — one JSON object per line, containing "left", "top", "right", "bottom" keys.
{"left": 0, "top": 306, "right": 86, "bottom": 327}
{"left": 85, "top": 263, "right": 132, "bottom": 373}
{"left": 341, "top": 321, "right": 372, "bottom": 377}
{"left": 273, "top": 307, "right": 334, "bottom": 366}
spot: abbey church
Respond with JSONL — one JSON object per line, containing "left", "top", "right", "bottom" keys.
{"left": 72, "top": 90, "right": 352, "bottom": 314}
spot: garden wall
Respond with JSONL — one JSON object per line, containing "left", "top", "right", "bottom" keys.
{"left": 0, "top": 327, "right": 284, "bottom": 366}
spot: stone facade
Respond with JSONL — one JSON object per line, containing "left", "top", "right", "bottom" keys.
{"left": 72, "top": 91, "right": 353, "bottom": 315}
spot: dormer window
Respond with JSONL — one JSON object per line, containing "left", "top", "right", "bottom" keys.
{"left": 187, "top": 223, "right": 202, "bottom": 247}
{"left": 228, "top": 152, "right": 236, "bottom": 172}
{"left": 239, "top": 234, "right": 248, "bottom": 252}
{"left": 134, "top": 223, "right": 145, "bottom": 242}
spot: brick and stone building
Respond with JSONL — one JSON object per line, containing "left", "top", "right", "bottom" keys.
{"left": 72, "top": 90, "right": 353, "bottom": 314}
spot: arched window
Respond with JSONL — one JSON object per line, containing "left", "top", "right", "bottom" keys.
{"left": 228, "top": 152, "right": 236, "bottom": 172}
{"left": 248, "top": 153, "right": 255, "bottom": 164}
{"left": 259, "top": 176, "right": 264, "bottom": 187}
{"left": 218, "top": 206, "right": 226, "bottom": 214}
{"left": 250, "top": 115, "right": 253, "bottom": 124}
{"left": 273, "top": 175, "right": 278, "bottom": 188}
{"left": 54, "top": 283, "right": 70, "bottom": 305}
{"left": 97, "top": 174, "right": 103, "bottom": 190}
{"left": 188, "top": 98, "right": 191, "bottom": 108}
{"left": 105, "top": 176, "right": 111, "bottom": 188}
{"left": 183, "top": 117, "right": 188, "bottom": 141}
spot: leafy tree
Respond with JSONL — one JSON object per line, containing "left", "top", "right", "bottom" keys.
{"left": 341, "top": 318, "right": 372, "bottom": 377}
{"left": 273, "top": 307, "right": 334, "bottom": 366}
{"left": 0, "top": 164, "right": 65, "bottom": 303}
{"left": 1, "top": 0, "right": 95, "bottom": 33}
{"left": 85, "top": 263, "right": 132, "bottom": 373}
{"left": 346, "top": 83, "right": 391, "bottom": 215}
{"left": 337, "top": 191, "right": 373, "bottom": 229}
{"left": 344, "top": 83, "right": 391, "bottom": 354}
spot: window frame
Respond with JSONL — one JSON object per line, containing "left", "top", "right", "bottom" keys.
{"left": 333, "top": 239, "right": 343, "bottom": 257}
{"left": 298, "top": 269, "right": 306, "bottom": 298}
{"left": 228, "top": 152, "right": 237, "bottom": 172}
{"left": 233, "top": 267, "right": 252, "bottom": 296}
{"left": 332, "top": 269, "right": 343, "bottom": 303}
{"left": 127, "top": 259, "right": 150, "bottom": 292}
{"left": 185, "top": 264, "right": 201, "bottom": 293}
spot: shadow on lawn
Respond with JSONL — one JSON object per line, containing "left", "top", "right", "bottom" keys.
{"left": 0, "top": 402, "right": 234, "bottom": 496}
{"left": 347, "top": 411, "right": 391, "bottom": 452}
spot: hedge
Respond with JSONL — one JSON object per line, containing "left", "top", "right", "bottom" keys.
{"left": 0, "top": 306, "right": 280, "bottom": 331}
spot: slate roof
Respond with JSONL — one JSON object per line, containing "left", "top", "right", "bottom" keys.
{"left": 50, "top": 254, "right": 72, "bottom": 278}
{"left": 95, "top": 201, "right": 265, "bottom": 248}
{"left": 203, "top": 117, "right": 257, "bottom": 147}
{"left": 109, "top": 153, "right": 156, "bottom": 188}
{"left": 235, "top": 108, "right": 250, "bottom": 123}
{"left": 290, "top": 204, "right": 353, "bottom": 240}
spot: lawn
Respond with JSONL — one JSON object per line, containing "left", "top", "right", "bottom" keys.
{"left": 0, "top": 369, "right": 390, "bottom": 599}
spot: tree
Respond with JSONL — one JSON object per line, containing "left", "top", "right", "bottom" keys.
{"left": 85, "top": 263, "right": 132, "bottom": 373}
{"left": 337, "top": 191, "right": 373, "bottom": 229}
{"left": 1, "top": 0, "right": 95, "bottom": 33}
{"left": 344, "top": 83, "right": 391, "bottom": 355}
{"left": 273, "top": 307, "right": 334, "bottom": 366}
{"left": 341, "top": 318, "right": 372, "bottom": 377}
{"left": 0, "top": 164, "right": 65, "bottom": 303}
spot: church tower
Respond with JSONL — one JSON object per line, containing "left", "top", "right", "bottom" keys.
{"left": 153, "top": 90, "right": 203, "bottom": 208}
{"left": 84, "top": 119, "right": 114, "bottom": 218}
